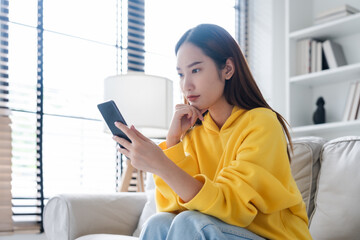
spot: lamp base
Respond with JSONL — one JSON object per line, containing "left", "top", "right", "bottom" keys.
{"left": 119, "top": 159, "right": 145, "bottom": 192}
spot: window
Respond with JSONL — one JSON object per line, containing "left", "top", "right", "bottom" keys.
{"left": 4, "top": 0, "right": 239, "bottom": 232}
{"left": 144, "top": 0, "right": 236, "bottom": 103}
{"left": 8, "top": 0, "right": 127, "bottom": 231}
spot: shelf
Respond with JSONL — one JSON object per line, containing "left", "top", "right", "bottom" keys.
{"left": 291, "top": 121, "right": 360, "bottom": 136}
{"left": 290, "top": 62, "right": 360, "bottom": 86}
{"left": 286, "top": 0, "right": 360, "bottom": 140}
{"left": 289, "top": 13, "right": 360, "bottom": 40}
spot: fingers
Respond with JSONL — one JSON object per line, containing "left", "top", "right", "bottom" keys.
{"left": 113, "top": 122, "right": 148, "bottom": 148}
{"left": 131, "top": 125, "right": 148, "bottom": 141}
{"left": 116, "top": 143, "right": 130, "bottom": 157}
{"left": 112, "top": 135, "right": 132, "bottom": 149}
{"left": 114, "top": 121, "right": 137, "bottom": 141}
{"left": 201, "top": 108, "right": 208, "bottom": 115}
{"left": 175, "top": 104, "right": 204, "bottom": 122}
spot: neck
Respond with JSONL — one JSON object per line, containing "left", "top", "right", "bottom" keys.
{"left": 208, "top": 98, "right": 234, "bottom": 129}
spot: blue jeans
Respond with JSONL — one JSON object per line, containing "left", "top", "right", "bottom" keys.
{"left": 139, "top": 210, "right": 266, "bottom": 240}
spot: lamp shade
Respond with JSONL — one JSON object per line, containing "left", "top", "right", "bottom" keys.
{"left": 104, "top": 72, "right": 173, "bottom": 138}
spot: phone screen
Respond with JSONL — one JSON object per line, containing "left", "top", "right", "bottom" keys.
{"left": 97, "top": 100, "right": 131, "bottom": 145}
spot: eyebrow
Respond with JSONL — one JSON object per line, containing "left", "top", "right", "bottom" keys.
{"left": 176, "top": 61, "right": 203, "bottom": 70}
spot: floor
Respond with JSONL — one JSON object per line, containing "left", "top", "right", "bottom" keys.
{"left": 0, "top": 234, "right": 47, "bottom": 240}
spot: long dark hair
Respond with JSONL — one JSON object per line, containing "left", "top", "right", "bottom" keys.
{"left": 175, "top": 24, "right": 293, "bottom": 158}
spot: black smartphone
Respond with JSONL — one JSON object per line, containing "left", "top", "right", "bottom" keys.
{"left": 97, "top": 100, "right": 131, "bottom": 147}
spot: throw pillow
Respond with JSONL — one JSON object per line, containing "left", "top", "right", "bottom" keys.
{"left": 309, "top": 136, "right": 360, "bottom": 239}
{"left": 290, "top": 136, "right": 326, "bottom": 217}
{"left": 132, "top": 172, "right": 156, "bottom": 237}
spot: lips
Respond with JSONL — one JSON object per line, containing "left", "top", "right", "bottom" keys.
{"left": 187, "top": 95, "right": 200, "bottom": 102}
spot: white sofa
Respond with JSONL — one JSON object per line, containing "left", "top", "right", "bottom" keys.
{"left": 44, "top": 136, "right": 360, "bottom": 240}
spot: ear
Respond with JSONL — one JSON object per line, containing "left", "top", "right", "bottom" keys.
{"left": 223, "top": 58, "right": 235, "bottom": 80}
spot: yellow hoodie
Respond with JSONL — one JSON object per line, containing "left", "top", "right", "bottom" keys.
{"left": 155, "top": 106, "right": 312, "bottom": 240}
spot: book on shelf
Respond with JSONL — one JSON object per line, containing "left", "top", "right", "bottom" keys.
{"left": 343, "top": 82, "right": 360, "bottom": 121}
{"left": 315, "top": 4, "right": 360, "bottom": 25}
{"left": 351, "top": 83, "right": 360, "bottom": 121}
{"left": 321, "top": 44, "right": 329, "bottom": 71}
{"left": 356, "top": 99, "right": 360, "bottom": 120}
{"left": 296, "top": 38, "right": 312, "bottom": 75}
{"left": 322, "top": 40, "right": 347, "bottom": 69}
{"left": 311, "top": 40, "right": 317, "bottom": 73}
{"left": 316, "top": 42, "right": 323, "bottom": 72}
{"left": 296, "top": 38, "right": 308, "bottom": 75}
{"left": 349, "top": 82, "right": 360, "bottom": 121}
{"left": 296, "top": 39, "right": 328, "bottom": 75}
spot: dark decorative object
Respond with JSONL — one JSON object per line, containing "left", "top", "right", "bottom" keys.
{"left": 313, "top": 97, "right": 326, "bottom": 124}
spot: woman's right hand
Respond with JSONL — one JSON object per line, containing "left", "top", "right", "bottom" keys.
{"left": 166, "top": 104, "right": 206, "bottom": 148}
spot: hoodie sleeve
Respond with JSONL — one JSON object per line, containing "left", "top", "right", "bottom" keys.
{"left": 177, "top": 110, "right": 306, "bottom": 227}
{"left": 154, "top": 139, "right": 200, "bottom": 213}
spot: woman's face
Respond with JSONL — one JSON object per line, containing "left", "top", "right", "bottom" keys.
{"left": 176, "top": 43, "right": 228, "bottom": 112}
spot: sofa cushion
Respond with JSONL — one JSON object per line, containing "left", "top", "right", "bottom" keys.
{"left": 309, "top": 136, "right": 360, "bottom": 239}
{"left": 76, "top": 234, "right": 138, "bottom": 240}
{"left": 290, "top": 136, "right": 326, "bottom": 217}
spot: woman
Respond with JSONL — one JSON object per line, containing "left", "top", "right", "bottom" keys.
{"left": 113, "top": 24, "right": 312, "bottom": 240}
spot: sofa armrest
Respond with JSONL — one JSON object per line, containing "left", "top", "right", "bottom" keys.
{"left": 44, "top": 192, "right": 147, "bottom": 240}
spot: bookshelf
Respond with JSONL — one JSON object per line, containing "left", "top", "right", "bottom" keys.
{"left": 285, "top": 0, "right": 360, "bottom": 140}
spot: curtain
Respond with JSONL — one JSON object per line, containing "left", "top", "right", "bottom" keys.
{"left": 0, "top": 0, "right": 13, "bottom": 232}
{"left": 0, "top": 114, "right": 12, "bottom": 232}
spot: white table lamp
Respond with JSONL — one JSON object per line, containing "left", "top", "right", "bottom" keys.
{"left": 104, "top": 72, "right": 173, "bottom": 139}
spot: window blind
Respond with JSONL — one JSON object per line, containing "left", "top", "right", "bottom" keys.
{"left": 115, "top": 0, "right": 145, "bottom": 191}
{"left": 0, "top": 0, "right": 12, "bottom": 232}
{"left": 6, "top": 0, "right": 129, "bottom": 232}
{"left": 7, "top": 0, "right": 43, "bottom": 232}
{"left": 5, "top": 0, "right": 244, "bottom": 233}
{"left": 237, "top": 0, "right": 249, "bottom": 58}
{"left": 245, "top": 0, "right": 272, "bottom": 101}
{"left": 127, "top": 0, "right": 144, "bottom": 72}
{"left": 237, "top": 0, "right": 273, "bottom": 101}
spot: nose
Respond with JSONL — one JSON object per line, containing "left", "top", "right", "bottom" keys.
{"left": 181, "top": 74, "right": 194, "bottom": 92}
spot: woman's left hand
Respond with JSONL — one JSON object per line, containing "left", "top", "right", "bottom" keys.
{"left": 112, "top": 122, "right": 168, "bottom": 174}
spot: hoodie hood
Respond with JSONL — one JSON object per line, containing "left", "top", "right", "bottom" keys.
{"left": 202, "top": 105, "right": 246, "bottom": 134}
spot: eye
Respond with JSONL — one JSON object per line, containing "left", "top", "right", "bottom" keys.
{"left": 192, "top": 68, "right": 200, "bottom": 73}
{"left": 178, "top": 72, "right": 184, "bottom": 78}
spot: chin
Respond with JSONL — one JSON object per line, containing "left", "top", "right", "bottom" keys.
{"left": 189, "top": 102, "right": 202, "bottom": 110}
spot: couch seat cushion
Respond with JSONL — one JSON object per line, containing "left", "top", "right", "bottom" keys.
{"left": 76, "top": 234, "right": 138, "bottom": 240}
